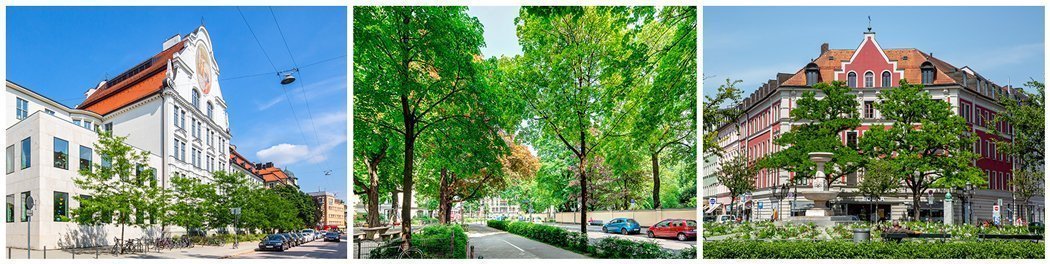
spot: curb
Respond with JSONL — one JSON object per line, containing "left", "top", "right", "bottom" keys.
{"left": 218, "top": 248, "right": 259, "bottom": 259}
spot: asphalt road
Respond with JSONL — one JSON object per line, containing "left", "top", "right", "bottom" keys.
{"left": 233, "top": 237, "right": 347, "bottom": 259}
{"left": 467, "top": 224, "right": 589, "bottom": 259}
{"left": 541, "top": 222, "right": 697, "bottom": 250}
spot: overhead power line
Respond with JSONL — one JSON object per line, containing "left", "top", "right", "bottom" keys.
{"left": 270, "top": 7, "right": 323, "bottom": 148}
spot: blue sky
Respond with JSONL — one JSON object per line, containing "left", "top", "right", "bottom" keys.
{"left": 704, "top": 6, "right": 1045, "bottom": 96}
{"left": 7, "top": 6, "right": 348, "bottom": 200}
{"left": 468, "top": 6, "right": 522, "bottom": 58}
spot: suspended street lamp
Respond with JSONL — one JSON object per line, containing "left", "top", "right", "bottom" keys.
{"left": 279, "top": 68, "right": 299, "bottom": 85}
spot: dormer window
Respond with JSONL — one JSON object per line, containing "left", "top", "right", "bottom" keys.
{"left": 192, "top": 89, "right": 201, "bottom": 109}
{"left": 881, "top": 71, "right": 891, "bottom": 87}
{"left": 847, "top": 72, "right": 857, "bottom": 88}
{"left": 921, "top": 62, "right": 935, "bottom": 84}
{"left": 805, "top": 63, "right": 820, "bottom": 86}
{"left": 864, "top": 72, "right": 874, "bottom": 87}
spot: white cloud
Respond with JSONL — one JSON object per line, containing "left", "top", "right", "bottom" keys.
{"left": 257, "top": 143, "right": 311, "bottom": 166}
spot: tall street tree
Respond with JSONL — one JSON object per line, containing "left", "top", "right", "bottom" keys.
{"left": 758, "top": 81, "right": 864, "bottom": 187}
{"left": 511, "top": 6, "right": 644, "bottom": 234}
{"left": 861, "top": 81, "right": 985, "bottom": 220}
{"left": 71, "top": 132, "right": 167, "bottom": 253}
{"left": 716, "top": 151, "right": 756, "bottom": 218}
{"left": 354, "top": 6, "right": 487, "bottom": 248}
{"left": 856, "top": 159, "right": 898, "bottom": 224}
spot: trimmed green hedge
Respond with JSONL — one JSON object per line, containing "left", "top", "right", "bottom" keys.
{"left": 369, "top": 224, "right": 468, "bottom": 259}
{"left": 704, "top": 240, "right": 1045, "bottom": 259}
{"left": 488, "top": 220, "right": 696, "bottom": 259}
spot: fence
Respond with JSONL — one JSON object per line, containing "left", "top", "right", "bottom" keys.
{"left": 553, "top": 208, "right": 697, "bottom": 227}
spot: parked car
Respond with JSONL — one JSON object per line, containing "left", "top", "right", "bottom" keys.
{"left": 716, "top": 215, "right": 734, "bottom": 223}
{"left": 302, "top": 229, "right": 317, "bottom": 241}
{"left": 293, "top": 232, "right": 307, "bottom": 244}
{"left": 588, "top": 219, "right": 604, "bottom": 226}
{"left": 601, "top": 218, "right": 641, "bottom": 235}
{"left": 324, "top": 231, "right": 340, "bottom": 242}
{"left": 277, "top": 233, "right": 297, "bottom": 247}
{"left": 647, "top": 219, "right": 697, "bottom": 241}
{"left": 258, "top": 234, "right": 290, "bottom": 251}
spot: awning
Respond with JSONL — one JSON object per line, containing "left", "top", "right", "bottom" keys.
{"left": 705, "top": 203, "right": 723, "bottom": 213}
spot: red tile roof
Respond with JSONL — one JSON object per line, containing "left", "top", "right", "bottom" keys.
{"left": 782, "top": 48, "right": 956, "bottom": 86}
{"left": 77, "top": 40, "right": 187, "bottom": 115}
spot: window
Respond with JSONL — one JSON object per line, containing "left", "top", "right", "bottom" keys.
{"left": 196, "top": 121, "right": 202, "bottom": 139}
{"left": 54, "top": 137, "right": 68, "bottom": 169}
{"left": 207, "top": 102, "right": 214, "bottom": 120}
{"left": 20, "top": 137, "right": 31, "bottom": 169}
{"left": 83, "top": 120, "right": 94, "bottom": 131}
{"left": 101, "top": 154, "right": 111, "bottom": 169}
{"left": 192, "top": 148, "right": 199, "bottom": 167}
{"left": 805, "top": 63, "right": 820, "bottom": 86}
{"left": 881, "top": 71, "right": 891, "bottom": 87}
{"left": 192, "top": 89, "right": 201, "bottom": 109}
{"left": 180, "top": 110, "right": 186, "bottom": 128}
{"left": 846, "top": 131, "right": 858, "bottom": 149}
{"left": 6, "top": 145, "right": 14, "bottom": 174}
{"left": 847, "top": 72, "right": 857, "bottom": 88}
{"left": 864, "top": 101, "right": 875, "bottom": 119}
{"left": 20, "top": 191, "right": 30, "bottom": 222}
{"left": 207, "top": 155, "right": 213, "bottom": 172}
{"left": 864, "top": 72, "right": 874, "bottom": 87}
{"left": 54, "top": 192, "right": 68, "bottom": 222}
{"left": 16, "top": 98, "right": 28, "bottom": 120}
{"left": 102, "top": 123, "right": 113, "bottom": 132}
{"left": 44, "top": 109, "right": 55, "bottom": 115}
{"left": 174, "top": 106, "right": 181, "bottom": 128}
{"left": 174, "top": 139, "right": 182, "bottom": 160}
{"left": 6, "top": 195, "right": 13, "bottom": 223}
{"left": 192, "top": 118, "right": 198, "bottom": 138}
{"left": 73, "top": 119, "right": 82, "bottom": 127}
{"left": 180, "top": 142, "right": 187, "bottom": 161}
{"left": 79, "top": 146, "right": 92, "bottom": 172}
{"left": 921, "top": 62, "right": 935, "bottom": 84}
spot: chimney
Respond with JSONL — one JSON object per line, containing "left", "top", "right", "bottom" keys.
{"left": 162, "top": 34, "right": 181, "bottom": 51}
{"left": 820, "top": 43, "right": 829, "bottom": 55}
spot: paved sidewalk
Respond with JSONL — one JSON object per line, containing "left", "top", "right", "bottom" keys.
{"left": 7, "top": 244, "right": 256, "bottom": 259}
{"left": 467, "top": 224, "right": 589, "bottom": 259}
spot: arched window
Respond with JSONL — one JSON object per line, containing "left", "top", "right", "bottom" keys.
{"left": 881, "top": 71, "right": 891, "bottom": 87}
{"left": 192, "top": 89, "right": 201, "bottom": 109}
{"left": 207, "top": 102, "right": 214, "bottom": 120}
{"left": 863, "top": 72, "right": 874, "bottom": 87}
{"left": 847, "top": 72, "right": 857, "bottom": 88}
{"left": 921, "top": 62, "right": 935, "bottom": 84}
{"left": 805, "top": 63, "right": 820, "bottom": 86}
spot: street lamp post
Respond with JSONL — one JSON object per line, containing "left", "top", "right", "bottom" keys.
{"left": 964, "top": 182, "right": 975, "bottom": 225}
{"left": 25, "top": 195, "right": 34, "bottom": 259}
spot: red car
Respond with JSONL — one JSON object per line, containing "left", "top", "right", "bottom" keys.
{"left": 646, "top": 219, "right": 697, "bottom": 241}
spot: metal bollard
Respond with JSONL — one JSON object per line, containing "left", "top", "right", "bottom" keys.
{"left": 95, "top": 247, "right": 99, "bottom": 259}
{"left": 43, "top": 246, "right": 46, "bottom": 259}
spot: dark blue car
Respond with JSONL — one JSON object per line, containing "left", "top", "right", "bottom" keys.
{"left": 602, "top": 218, "right": 641, "bottom": 235}
{"left": 258, "top": 234, "right": 290, "bottom": 251}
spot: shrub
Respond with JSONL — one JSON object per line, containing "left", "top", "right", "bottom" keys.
{"left": 704, "top": 240, "right": 1045, "bottom": 259}
{"left": 591, "top": 237, "right": 676, "bottom": 259}
{"left": 368, "top": 224, "right": 468, "bottom": 259}
{"left": 488, "top": 220, "right": 508, "bottom": 231}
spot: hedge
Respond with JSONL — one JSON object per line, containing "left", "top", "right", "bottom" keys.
{"left": 488, "top": 220, "right": 696, "bottom": 259}
{"left": 704, "top": 240, "right": 1045, "bottom": 259}
{"left": 369, "top": 224, "right": 468, "bottom": 259}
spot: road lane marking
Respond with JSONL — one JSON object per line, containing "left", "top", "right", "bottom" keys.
{"left": 501, "top": 239, "right": 525, "bottom": 252}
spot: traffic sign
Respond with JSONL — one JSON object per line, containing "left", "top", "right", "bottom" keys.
{"left": 758, "top": 201, "right": 764, "bottom": 209}
{"left": 709, "top": 198, "right": 716, "bottom": 205}
{"left": 993, "top": 205, "right": 1002, "bottom": 225}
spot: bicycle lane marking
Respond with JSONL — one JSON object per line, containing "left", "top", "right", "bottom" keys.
{"left": 500, "top": 239, "right": 525, "bottom": 252}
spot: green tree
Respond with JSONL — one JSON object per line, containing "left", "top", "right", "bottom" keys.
{"left": 71, "top": 131, "right": 166, "bottom": 253}
{"left": 511, "top": 6, "right": 645, "bottom": 234}
{"left": 758, "top": 81, "right": 864, "bottom": 187}
{"left": 354, "top": 6, "right": 487, "bottom": 248}
{"left": 861, "top": 81, "right": 984, "bottom": 220}
{"left": 703, "top": 79, "right": 743, "bottom": 158}
{"left": 716, "top": 151, "right": 756, "bottom": 218}
{"left": 990, "top": 80, "right": 1045, "bottom": 221}
{"left": 167, "top": 174, "right": 213, "bottom": 234}
{"left": 271, "top": 185, "right": 319, "bottom": 229}
{"left": 856, "top": 159, "right": 898, "bottom": 224}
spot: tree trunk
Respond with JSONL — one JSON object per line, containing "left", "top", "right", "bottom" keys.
{"left": 912, "top": 189, "right": 921, "bottom": 221}
{"left": 652, "top": 152, "right": 661, "bottom": 209}
{"left": 390, "top": 190, "right": 399, "bottom": 225}
{"left": 365, "top": 159, "right": 382, "bottom": 228}
{"left": 579, "top": 154, "right": 588, "bottom": 234}
{"left": 438, "top": 168, "right": 451, "bottom": 225}
{"left": 400, "top": 131, "right": 416, "bottom": 250}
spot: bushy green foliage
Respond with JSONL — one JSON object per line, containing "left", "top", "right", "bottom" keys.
{"left": 704, "top": 240, "right": 1044, "bottom": 259}
{"left": 591, "top": 237, "right": 688, "bottom": 259}
{"left": 488, "top": 220, "right": 693, "bottom": 259}
{"left": 503, "top": 221, "right": 589, "bottom": 253}
{"left": 369, "top": 224, "right": 468, "bottom": 259}
{"left": 487, "top": 220, "right": 507, "bottom": 230}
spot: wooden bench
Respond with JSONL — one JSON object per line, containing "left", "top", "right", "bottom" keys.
{"left": 360, "top": 226, "right": 391, "bottom": 240}
{"left": 978, "top": 234, "right": 1044, "bottom": 241}
{"left": 379, "top": 231, "right": 401, "bottom": 241}
{"left": 881, "top": 232, "right": 951, "bottom": 242}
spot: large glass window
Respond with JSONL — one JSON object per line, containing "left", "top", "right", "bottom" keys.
{"left": 101, "top": 154, "right": 112, "bottom": 169}
{"left": 864, "top": 72, "right": 874, "bottom": 87}
{"left": 16, "top": 98, "right": 28, "bottom": 120}
{"left": 20, "top": 191, "right": 30, "bottom": 222}
{"left": 21, "top": 137, "right": 31, "bottom": 169}
{"left": 54, "top": 137, "right": 69, "bottom": 169}
{"left": 53, "top": 192, "right": 68, "bottom": 222}
{"left": 864, "top": 101, "right": 875, "bottom": 119}
{"left": 207, "top": 102, "right": 214, "bottom": 120}
{"left": 6, "top": 195, "right": 14, "bottom": 223}
{"left": 847, "top": 72, "right": 857, "bottom": 88}
{"left": 6, "top": 145, "right": 14, "bottom": 174}
{"left": 192, "top": 89, "right": 201, "bottom": 109}
{"left": 79, "top": 146, "right": 93, "bottom": 172}
{"left": 174, "top": 105, "right": 181, "bottom": 128}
